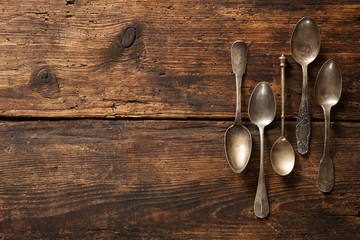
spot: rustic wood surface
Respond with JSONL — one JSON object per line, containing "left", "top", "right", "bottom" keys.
{"left": 0, "top": 0, "right": 359, "bottom": 120}
{"left": 0, "top": 0, "right": 359, "bottom": 239}
{"left": 0, "top": 120, "right": 358, "bottom": 240}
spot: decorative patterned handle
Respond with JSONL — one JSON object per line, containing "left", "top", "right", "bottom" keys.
{"left": 296, "top": 64, "right": 311, "bottom": 155}
{"left": 296, "top": 99, "right": 311, "bottom": 155}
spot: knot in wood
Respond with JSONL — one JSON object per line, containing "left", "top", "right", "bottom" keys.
{"left": 121, "top": 27, "right": 136, "bottom": 48}
{"left": 40, "top": 71, "right": 53, "bottom": 84}
{"left": 32, "top": 68, "right": 60, "bottom": 98}
{"left": 37, "top": 69, "right": 57, "bottom": 85}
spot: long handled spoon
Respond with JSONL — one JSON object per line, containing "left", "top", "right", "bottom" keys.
{"left": 225, "top": 41, "right": 252, "bottom": 173}
{"left": 315, "top": 59, "right": 342, "bottom": 193}
{"left": 271, "top": 55, "right": 295, "bottom": 176}
{"left": 248, "top": 82, "right": 276, "bottom": 218}
{"left": 291, "top": 17, "right": 321, "bottom": 155}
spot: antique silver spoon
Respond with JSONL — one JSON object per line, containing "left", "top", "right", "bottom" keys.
{"left": 248, "top": 82, "right": 276, "bottom": 218}
{"left": 224, "top": 41, "right": 252, "bottom": 173}
{"left": 271, "top": 55, "right": 295, "bottom": 176}
{"left": 315, "top": 59, "right": 342, "bottom": 193}
{"left": 291, "top": 17, "right": 321, "bottom": 155}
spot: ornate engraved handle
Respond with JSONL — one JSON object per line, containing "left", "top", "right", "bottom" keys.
{"left": 296, "top": 65, "right": 311, "bottom": 155}
{"left": 296, "top": 98, "right": 311, "bottom": 155}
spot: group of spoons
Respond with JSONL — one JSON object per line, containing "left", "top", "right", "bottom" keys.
{"left": 224, "top": 17, "right": 342, "bottom": 218}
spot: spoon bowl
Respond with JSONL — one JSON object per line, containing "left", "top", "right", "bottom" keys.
{"left": 225, "top": 125, "right": 252, "bottom": 173}
{"left": 224, "top": 40, "right": 252, "bottom": 173}
{"left": 291, "top": 17, "right": 321, "bottom": 66}
{"left": 271, "top": 137, "right": 295, "bottom": 176}
{"left": 248, "top": 82, "right": 276, "bottom": 127}
{"left": 315, "top": 59, "right": 342, "bottom": 107}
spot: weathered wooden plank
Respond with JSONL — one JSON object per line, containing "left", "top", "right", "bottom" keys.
{"left": 0, "top": 0, "right": 359, "bottom": 120}
{"left": 0, "top": 120, "right": 358, "bottom": 239}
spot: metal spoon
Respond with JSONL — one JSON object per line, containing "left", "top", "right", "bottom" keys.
{"left": 248, "top": 82, "right": 276, "bottom": 218}
{"left": 224, "top": 41, "right": 252, "bottom": 173}
{"left": 291, "top": 17, "right": 321, "bottom": 155}
{"left": 315, "top": 59, "right": 342, "bottom": 193}
{"left": 270, "top": 55, "right": 295, "bottom": 176}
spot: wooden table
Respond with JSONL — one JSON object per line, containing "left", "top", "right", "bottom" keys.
{"left": 0, "top": 1, "right": 359, "bottom": 239}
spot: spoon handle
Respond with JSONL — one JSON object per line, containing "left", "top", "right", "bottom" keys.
{"left": 234, "top": 74, "right": 243, "bottom": 125}
{"left": 254, "top": 126, "right": 269, "bottom": 218}
{"left": 317, "top": 107, "right": 334, "bottom": 192}
{"left": 280, "top": 55, "right": 286, "bottom": 137}
{"left": 296, "top": 65, "right": 311, "bottom": 155}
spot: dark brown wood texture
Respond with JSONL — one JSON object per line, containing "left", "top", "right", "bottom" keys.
{"left": 0, "top": 120, "right": 359, "bottom": 240}
{"left": 0, "top": 0, "right": 359, "bottom": 239}
{"left": 0, "top": 0, "right": 359, "bottom": 119}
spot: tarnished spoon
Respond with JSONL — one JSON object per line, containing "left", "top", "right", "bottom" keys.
{"left": 315, "top": 59, "right": 342, "bottom": 193}
{"left": 271, "top": 55, "right": 295, "bottom": 176}
{"left": 291, "top": 17, "right": 321, "bottom": 155}
{"left": 249, "top": 82, "right": 276, "bottom": 218}
{"left": 224, "top": 41, "right": 252, "bottom": 173}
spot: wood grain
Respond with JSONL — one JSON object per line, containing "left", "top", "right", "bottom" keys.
{"left": 0, "top": 0, "right": 359, "bottom": 120}
{"left": 0, "top": 120, "right": 358, "bottom": 239}
{"left": 0, "top": 1, "right": 359, "bottom": 239}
